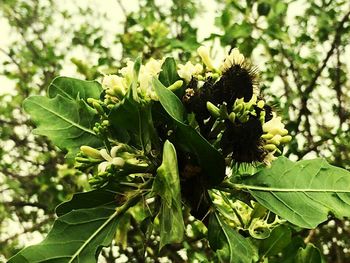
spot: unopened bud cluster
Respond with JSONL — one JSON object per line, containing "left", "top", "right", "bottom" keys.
{"left": 261, "top": 115, "right": 292, "bottom": 154}
{"left": 100, "top": 58, "right": 165, "bottom": 106}
{"left": 75, "top": 144, "right": 152, "bottom": 187}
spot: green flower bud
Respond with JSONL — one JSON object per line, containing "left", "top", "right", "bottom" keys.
{"left": 206, "top": 101, "right": 220, "bottom": 118}
{"left": 228, "top": 112, "right": 236, "bottom": 123}
{"left": 280, "top": 135, "right": 292, "bottom": 144}
{"left": 261, "top": 133, "right": 273, "bottom": 140}
{"left": 257, "top": 100, "right": 265, "bottom": 109}
{"left": 93, "top": 102, "right": 104, "bottom": 115}
{"left": 263, "top": 144, "right": 277, "bottom": 151}
{"left": 168, "top": 80, "right": 183, "bottom": 92}
{"left": 233, "top": 102, "right": 244, "bottom": 113}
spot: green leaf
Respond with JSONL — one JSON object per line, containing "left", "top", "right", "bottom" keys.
{"left": 9, "top": 192, "right": 142, "bottom": 263}
{"left": 152, "top": 78, "right": 225, "bottom": 187}
{"left": 109, "top": 96, "right": 157, "bottom": 153}
{"left": 159, "top": 57, "right": 181, "bottom": 87}
{"left": 56, "top": 189, "right": 116, "bottom": 216}
{"left": 208, "top": 212, "right": 258, "bottom": 263}
{"left": 152, "top": 77, "right": 186, "bottom": 123}
{"left": 295, "top": 244, "right": 325, "bottom": 263}
{"left": 236, "top": 157, "right": 350, "bottom": 228}
{"left": 23, "top": 95, "right": 101, "bottom": 156}
{"left": 153, "top": 140, "right": 184, "bottom": 249}
{"left": 48, "top": 76, "right": 102, "bottom": 100}
{"left": 259, "top": 225, "right": 291, "bottom": 258}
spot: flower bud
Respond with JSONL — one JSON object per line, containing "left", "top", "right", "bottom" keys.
{"left": 206, "top": 101, "right": 220, "bottom": 118}
{"left": 263, "top": 144, "right": 277, "bottom": 151}
{"left": 197, "top": 46, "right": 215, "bottom": 70}
{"left": 257, "top": 100, "right": 265, "bottom": 109}
{"left": 229, "top": 112, "right": 236, "bottom": 123}
{"left": 268, "top": 135, "right": 282, "bottom": 146}
{"left": 112, "top": 157, "right": 125, "bottom": 167}
{"left": 280, "top": 135, "right": 292, "bottom": 144}
{"left": 168, "top": 80, "right": 183, "bottom": 92}
{"left": 80, "top": 146, "right": 102, "bottom": 159}
{"left": 93, "top": 102, "right": 104, "bottom": 115}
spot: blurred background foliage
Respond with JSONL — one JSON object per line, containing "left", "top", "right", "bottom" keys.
{"left": 0, "top": 0, "right": 350, "bottom": 261}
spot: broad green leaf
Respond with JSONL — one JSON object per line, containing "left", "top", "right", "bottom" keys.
{"left": 208, "top": 212, "right": 258, "bottom": 263}
{"left": 56, "top": 189, "right": 116, "bottom": 216}
{"left": 295, "top": 244, "right": 325, "bottom": 263}
{"left": 48, "top": 76, "right": 102, "bottom": 100}
{"left": 23, "top": 95, "right": 101, "bottom": 156}
{"left": 153, "top": 78, "right": 225, "bottom": 187}
{"left": 159, "top": 57, "right": 180, "bottom": 87}
{"left": 236, "top": 157, "right": 350, "bottom": 228}
{"left": 9, "top": 193, "right": 141, "bottom": 263}
{"left": 153, "top": 140, "right": 184, "bottom": 249}
{"left": 152, "top": 77, "right": 185, "bottom": 123}
{"left": 259, "top": 225, "right": 291, "bottom": 258}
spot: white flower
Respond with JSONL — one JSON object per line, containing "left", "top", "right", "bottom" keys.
{"left": 262, "top": 114, "right": 288, "bottom": 136}
{"left": 102, "top": 75, "right": 127, "bottom": 99}
{"left": 120, "top": 59, "right": 135, "bottom": 82}
{"left": 197, "top": 46, "right": 215, "bottom": 70}
{"left": 98, "top": 146, "right": 125, "bottom": 173}
{"left": 177, "top": 61, "right": 203, "bottom": 82}
{"left": 220, "top": 48, "right": 245, "bottom": 71}
{"left": 138, "top": 58, "right": 163, "bottom": 100}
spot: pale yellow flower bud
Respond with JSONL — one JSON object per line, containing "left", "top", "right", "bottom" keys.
{"left": 80, "top": 146, "right": 102, "bottom": 159}
{"left": 197, "top": 46, "right": 215, "bottom": 70}
{"left": 263, "top": 144, "right": 277, "bottom": 151}
{"left": 257, "top": 100, "right": 265, "bottom": 109}
{"left": 280, "top": 135, "right": 292, "bottom": 144}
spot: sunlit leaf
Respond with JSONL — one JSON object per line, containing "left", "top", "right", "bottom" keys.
{"left": 153, "top": 140, "right": 184, "bottom": 249}
{"left": 23, "top": 95, "right": 101, "bottom": 157}
{"left": 237, "top": 157, "right": 350, "bottom": 228}
{"left": 48, "top": 76, "right": 102, "bottom": 100}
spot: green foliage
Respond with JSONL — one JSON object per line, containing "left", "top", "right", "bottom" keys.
{"left": 152, "top": 78, "right": 225, "bottom": 187}
{"left": 48, "top": 77, "right": 102, "bottom": 100}
{"left": 237, "top": 157, "right": 350, "bottom": 228}
{"left": 9, "top": 191, "right": 141, "bottom": 263}
{"left": 208, "top": 212, "right": 258, "bottom": 263}
{"left": 2, "top": 0, "right": 350, "bottom": 262}
{"left": 23, "top": 95, "right": 101, "bottom": 157}
{"left": 153, "top": 140, "right": 184, "bottom": 249}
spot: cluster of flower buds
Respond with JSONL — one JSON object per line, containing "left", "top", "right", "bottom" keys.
{"left": 75, "top": 144, "right": 152, "bottom": 186}
{"left": 206, "top": 94, "right": 264, "bottom": 124}
{"left": 261, "top": 115, "right": 292, "bottom": 154}
{"left": 101, "top": 58, "right": 164, "bottom": 106}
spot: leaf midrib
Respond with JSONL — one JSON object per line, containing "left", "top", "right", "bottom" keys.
{"left": 233, "top": 183, "right": 350, "bottom": 193}
{"left": 31, "top": 99, "right": 96, "bottom": 136}
{"left": 68, "top": 209, "right": 119, "bottom": 263}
